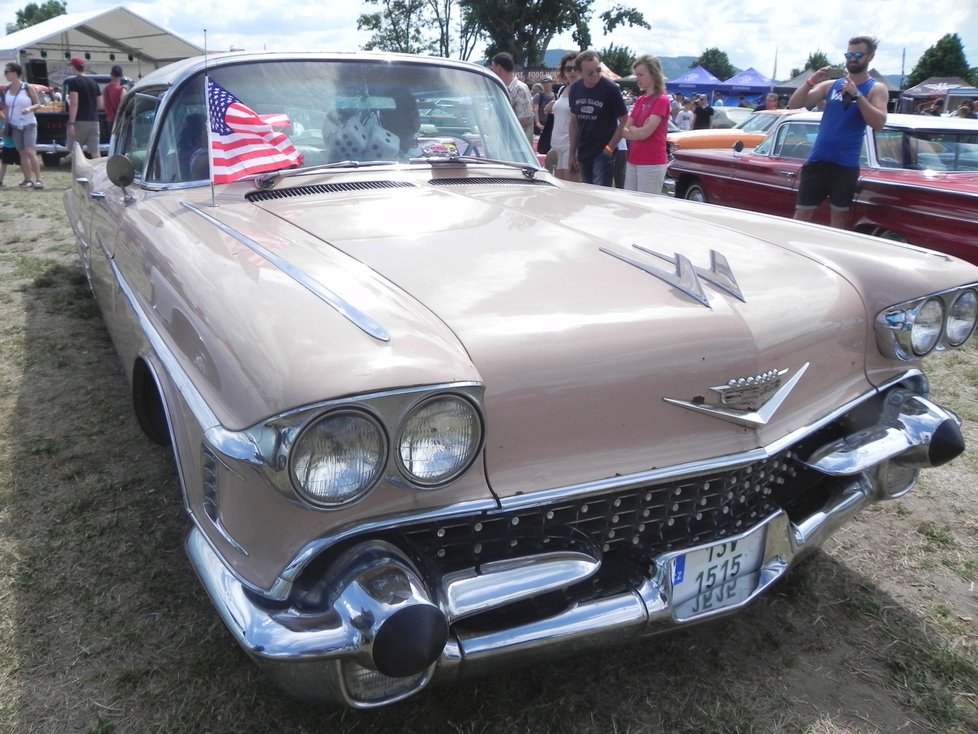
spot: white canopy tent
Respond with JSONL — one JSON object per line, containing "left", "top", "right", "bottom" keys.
{"left": 0, "top": 6, "right": 202, "bottom": 86}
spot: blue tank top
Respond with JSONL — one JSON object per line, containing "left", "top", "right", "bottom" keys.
{"left": 808, "top": 78, "right": 876, "bottom": 167}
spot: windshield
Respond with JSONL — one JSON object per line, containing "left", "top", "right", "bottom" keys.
{"left": 145, "top": 58, "right": 538, "bottom": 184}
{"left": 734, "top": 113, "right": 780, "bottom": 134}
{"left": 874, "top": 128, "right": 978, "bottom": 171}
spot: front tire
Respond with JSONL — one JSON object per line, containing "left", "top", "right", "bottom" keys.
{"left": 41, "top": 153, "right": 62, "bottom": 168}
{"left": 684, "top": 180, "right": 709, "bottom": 203}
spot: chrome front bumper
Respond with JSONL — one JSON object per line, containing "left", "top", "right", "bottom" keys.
{"left": 185, "top": 391, "right": 963, "bottom": 706}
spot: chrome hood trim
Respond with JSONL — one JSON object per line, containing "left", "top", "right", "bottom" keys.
{"left": 600, "top": 246, "right": 745, "bottom": 308}
{"left": 182, "top": 201, "right": 390, "bottom": 341}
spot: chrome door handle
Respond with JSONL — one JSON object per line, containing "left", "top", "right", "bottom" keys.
{"left": 90, "top": 191, "right": 106, "bottom": 199}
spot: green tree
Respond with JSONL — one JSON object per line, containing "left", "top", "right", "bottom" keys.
{"left": 906, "top": 33, "right": 974, "bottom": 87}
{"left": 599, "top": 44, "right": 634, "bottom": 77}
{"left": 788, "top": 50, "right": 834, "bottom": 80}
{"left": 5, "top": 0, "right": 66, "bottom": 33}
{"left": 358, "top": 0, "right": 432, "bottom": 54}
{"left": 693, "top": 47, "right": 736, "bottom": 81}
{"left": 462, "top": 0, "right": 648, "bottom": 67}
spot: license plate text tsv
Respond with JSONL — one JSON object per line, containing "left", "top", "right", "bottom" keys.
{"left": 671, "top": 528, "right": 766, "bottom": 616}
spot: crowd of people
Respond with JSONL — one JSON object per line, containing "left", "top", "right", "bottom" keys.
{"left": 494, "top": 37, "right": 977, "bottom": 227}
{"left": 0, "top": 56, "right": 121, "bottom": 189}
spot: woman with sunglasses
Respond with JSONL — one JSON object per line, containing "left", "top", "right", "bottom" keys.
{"left": 1, "top": 63, "right": 43, "bottom": 189}
{"left": 544, "top": 52, "right": 579, "bottom": 181}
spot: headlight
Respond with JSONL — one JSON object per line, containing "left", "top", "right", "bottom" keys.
{"left": 397, "top": 395, "right": 482, "bottom": 486}
{"left": 910, "top": 298, "right": 944, "bottom": 355}
{"left": 946, "top": 290, "right": 978, "bottom": 346}
{"left": 877, "top": 286, "right": 978, "bottom": 360}
{"left": 290, "top": 410, "right": 386, "bottom": 507}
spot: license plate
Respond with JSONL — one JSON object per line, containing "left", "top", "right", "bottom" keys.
{"left": 670, "top": 529, "right": 766, "bottom": 616}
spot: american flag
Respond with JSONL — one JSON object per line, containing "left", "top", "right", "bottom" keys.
{"left": 206, "top": 78, "right": 303, "bottom": 184}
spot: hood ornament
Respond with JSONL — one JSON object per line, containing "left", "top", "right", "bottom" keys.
{"left": 600, "top": 245, "right": 744, "bottom": 308}
{"left": 664, "top": 363, "right": 810, "bottom": 429}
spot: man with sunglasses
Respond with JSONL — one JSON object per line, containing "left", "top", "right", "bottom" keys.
{"left": 567, "top": 49, "right": 628, "bottom": 187}
{"left": 788, "top": 36, "right": 887, "bottom": 229}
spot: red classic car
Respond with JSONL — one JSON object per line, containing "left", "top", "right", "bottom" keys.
{"left": 667, "top": 112, "right": 978, "bottom": 264}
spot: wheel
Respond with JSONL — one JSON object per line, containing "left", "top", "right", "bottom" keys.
{"left": 41, "top": 153, "right": 62, "bottom": 168}
{"left": 684, "top": 180, "right": 709, "bottom": 203}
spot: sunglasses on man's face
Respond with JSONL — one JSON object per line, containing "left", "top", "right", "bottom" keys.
{"left": 844, "top": 52, "right": 866, "bottom": 60}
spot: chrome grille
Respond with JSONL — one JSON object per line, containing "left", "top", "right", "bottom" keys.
{"left": 403, "top": 449, "right": 816, "bottom": 573}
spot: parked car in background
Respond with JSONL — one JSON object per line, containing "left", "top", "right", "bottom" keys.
{"left": 668, "top": 112, "right": 978, "bottom": 264}
{"left": 65, "top": 51, "right": 978, "bottom": 708}
{"left": 667, "top": 109, "right": 802, "bottom": 156}
{"left": 711, "top": 105, "right": 753, "bottom": 128}
{"left": 35, "top": 73, "right": 132, "bottom": 167}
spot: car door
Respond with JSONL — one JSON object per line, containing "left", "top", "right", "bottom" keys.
{"left": 725, "top": 121, "right": 818, "bottom": 217}
{"left": 86, "top": 92, "right": 161, "bottom": 313}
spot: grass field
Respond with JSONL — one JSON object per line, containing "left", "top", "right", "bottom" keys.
{"left": 0, "top": 166, "right": 976, "bottom": 733}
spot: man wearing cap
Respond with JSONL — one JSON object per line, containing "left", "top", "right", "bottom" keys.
{"left": 103, "top": 65, "right": 125, "bottom": 126}
{"left": 64, "top": 57, "right": 102, "bottom": 159}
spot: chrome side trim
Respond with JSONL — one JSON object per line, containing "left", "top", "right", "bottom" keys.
{"left": 441, "top": 551, "right": 601, "bottom": 620}
{"left": 110, "top": 261, "right": 249, "bottom": 559}
{"left": 110, "top": 259, "right": 220, "bottom": 432}
{"left": 182, "top": 201, "right": 390, "bottom": 342}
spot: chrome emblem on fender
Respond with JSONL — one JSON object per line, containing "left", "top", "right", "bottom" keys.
{"left": 712, "top": 369, "right": 787, "bottom": 411}
{"left": 664, "top": 363, "right": 809, "bottom": 429}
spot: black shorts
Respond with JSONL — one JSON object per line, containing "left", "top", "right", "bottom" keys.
{"left": 1, "top": 146, "right": 19, "bottom": 166}
{"left": 796, "top": 161, "right": 860, "bottom": 210}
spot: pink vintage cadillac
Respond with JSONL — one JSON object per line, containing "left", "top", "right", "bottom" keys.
{"left": 65, "top": 51, "right": 978, "bottom": 707}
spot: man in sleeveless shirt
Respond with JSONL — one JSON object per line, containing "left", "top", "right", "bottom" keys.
{"left": 788, "top": 36, "right": 887, "bottom": 229}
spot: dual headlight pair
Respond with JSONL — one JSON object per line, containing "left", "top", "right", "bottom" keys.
{"left": 878, "top": 287, "right": 978, "bottom": 359}
{"left": 290, "top": 393, "right": 483, "bottom": 508}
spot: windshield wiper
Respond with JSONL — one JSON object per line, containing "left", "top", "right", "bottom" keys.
{"left": 408, "top": 154, "right": 544, "bottom": 179}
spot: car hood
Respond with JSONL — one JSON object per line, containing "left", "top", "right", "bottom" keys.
{"left": 210, "top": 171, "right": 892, "bottom": 498}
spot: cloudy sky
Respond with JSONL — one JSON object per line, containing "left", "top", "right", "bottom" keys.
{"left": 1, "top": 0, "right": 975, "bottom": 81}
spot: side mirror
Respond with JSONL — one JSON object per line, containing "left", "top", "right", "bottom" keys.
{"left": 106, "top": 154, "right": 135, "bottom": 188}
{"left": 733, "top": 140, "right": 745, "bottom": 153}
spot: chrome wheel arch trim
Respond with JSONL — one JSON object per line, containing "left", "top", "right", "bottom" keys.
{"left": 182, "top": 201, "right": 390, "bottom": 342}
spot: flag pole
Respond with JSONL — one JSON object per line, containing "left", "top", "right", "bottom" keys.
{"left": 203, "top": 29, "right": 216, "bottom": 208}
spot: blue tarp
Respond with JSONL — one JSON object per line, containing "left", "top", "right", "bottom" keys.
{"left": 666, "top": 65, "right": 721, "bottom": 97}
{"left": 714, "top": 67, "right": 773, "bottom": 106}
{"left": 717, "top": 67, "right": 772, "bottom": 92}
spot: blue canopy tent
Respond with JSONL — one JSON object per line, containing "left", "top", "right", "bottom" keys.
{"left": 714, "top": 67, "right": 773, "bottom": 107}
{"left": 666, "top": 65, "right": 721, "bottom": 99}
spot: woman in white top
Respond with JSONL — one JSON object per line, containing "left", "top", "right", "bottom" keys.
{"left": 1, "top": 62, "right": 43, "bottom": 189}
{"left": 544, "top": 52, "right": 579, "bottom": 182}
